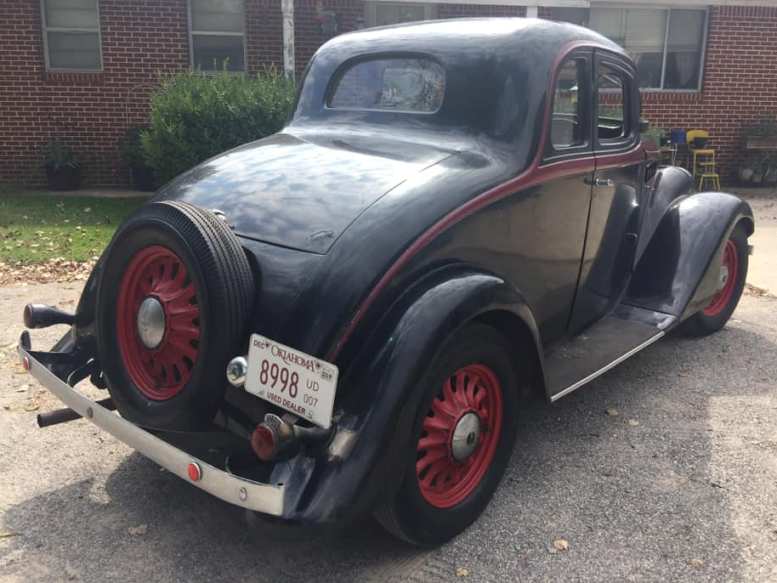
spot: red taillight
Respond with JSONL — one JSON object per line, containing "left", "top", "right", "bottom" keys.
{"left": 187, "top": 462, "right": 202, "bottom": 482}
{"left": 251, "top": 425, "right": 277, "bottom": 461}
{"left": 21, "top": 356, "right": 30, "bottom": 371}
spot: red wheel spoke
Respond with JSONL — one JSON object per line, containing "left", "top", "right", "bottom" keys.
{"left": 416, "top": 448, "right": 448, "bottom": 473}
{"left": 431, "top": 395, "right": 458, "bottom": 420}
{"left": 116, "top": 246, "right": 201, "bottom": 401}
{"left": 423, "top": 414, "right": 451, "bottom": 432}
{"left": 416, "top": 363, "right": 504, "bottom": 509}
{"left": 418, "top": 433, "right": 448, "bottom": 450}
{"left": 452, "top": 372, "right": 469, "bottom": 409}
{"left": 420, "top": 459, "right": 451, "bottom": 489}
{"left": 169, "top": 324, "right": 200, "bottom": 340}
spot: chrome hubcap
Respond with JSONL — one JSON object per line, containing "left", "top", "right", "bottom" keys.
{"left": 137, "top": 297, "right": 166, "bottom": 349}
{"left": 718, "top": 264, "right": 730, "bottom": 292}
{"left": 451, "top": 412, "right": 481, "bottom": 462}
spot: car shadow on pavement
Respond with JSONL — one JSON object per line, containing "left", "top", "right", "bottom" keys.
{"left": 2, "top": 318, "right": 776, "bottom": 582}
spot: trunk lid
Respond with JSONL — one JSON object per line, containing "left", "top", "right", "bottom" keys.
{"left": 157, "top": 131, "right": 452, "bottom": 254}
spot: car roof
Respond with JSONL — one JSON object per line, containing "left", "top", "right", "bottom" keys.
{"left": 319, "top": 17, "right": 625, "bottom": 64}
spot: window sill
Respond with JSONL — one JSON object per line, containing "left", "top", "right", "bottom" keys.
{"left": 44, "top": 70, "right": 105, "bottom": 85}
{"left": 639, "top": 90, "right": 703, "bottom": 104}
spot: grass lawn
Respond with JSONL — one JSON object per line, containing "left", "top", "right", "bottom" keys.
{"left": 0, "top": 194, "right": 146, "bottom": 264}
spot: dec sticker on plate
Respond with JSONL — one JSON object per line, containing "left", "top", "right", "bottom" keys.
{"left": 244, "top": 335, "right": 339, "bottom": 429}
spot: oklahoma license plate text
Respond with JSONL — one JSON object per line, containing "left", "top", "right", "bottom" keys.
{"left": 244, "top": 335, "right": 339, "bottom": 429}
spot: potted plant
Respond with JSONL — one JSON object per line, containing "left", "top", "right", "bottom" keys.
{"left": 119, "top": 126, "right": 156, "bottom": 191}
{"left": 43, "top": 139, "right": 81, "bottom": 191}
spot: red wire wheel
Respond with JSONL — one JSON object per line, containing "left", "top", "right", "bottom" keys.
{"left": 703, "top": 239, "right": 739, "bottom": 317}
{"left": 416, "top": 363, "right": 503, "bottom": 508}
{"left": 116, "top": 245, "right": 200, "bottom": 401}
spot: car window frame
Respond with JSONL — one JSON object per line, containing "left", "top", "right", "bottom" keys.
{"left": 594, "top": 51, "right": 640, "bottom": 153}
{"left": 543, "top": 49, "right": 593, "bottom": 164}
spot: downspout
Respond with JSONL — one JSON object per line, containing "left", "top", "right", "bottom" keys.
{"left": 281, "top": 0, "right": 295, "bottom": 78}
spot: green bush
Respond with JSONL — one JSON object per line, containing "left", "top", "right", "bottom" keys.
{"left": 141, "top": 70, "right": 296, "bottom": 183}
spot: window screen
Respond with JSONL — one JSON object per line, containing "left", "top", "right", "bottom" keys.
{"left": 190, "top": 0, "right": 245, "bottom": 71}
{"left": 329, "top": 58, "right": 445, "bottom": 113}
{"left": 42, "top": 0, "right": 101, "bottom": 70}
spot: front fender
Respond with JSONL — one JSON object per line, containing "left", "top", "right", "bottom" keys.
{"left": 290, "top": 268, "right": 542, "bottom": 523}
{"left": 627, "top": 191, "right": 754, "bottom": 317}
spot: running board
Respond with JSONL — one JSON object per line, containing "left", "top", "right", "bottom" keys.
{"left": 546, "top": 305, "right": 675, "bottom": 402}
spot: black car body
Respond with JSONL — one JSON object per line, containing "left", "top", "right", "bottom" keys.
{"left": 19, "top": 19, "right": 753, "bottom": 545}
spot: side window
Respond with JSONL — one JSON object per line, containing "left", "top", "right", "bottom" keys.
{"left": 551, "top": 59, "right": 585, "bottom": 150}
{"left": 597, "top": 63, "right": 628, "bottom": 141}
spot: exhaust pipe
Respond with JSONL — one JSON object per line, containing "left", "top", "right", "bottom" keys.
{"left": 37, "top": 398, "right": 115, "bottom": 428}
{"left": 23, "top": 304, "right": 75, "bottom": 329}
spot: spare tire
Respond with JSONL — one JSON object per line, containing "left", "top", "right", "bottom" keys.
{"left": 96, "top": 201, "right": 254, "bottom": 430}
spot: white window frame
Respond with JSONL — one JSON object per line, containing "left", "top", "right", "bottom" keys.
{"left": 187, "top": 0, "right": 247, "bottom": 73}
{"left": 365, "top": 2, "right": 438, "bottom": 27}
{"left": 40, "top": 0, "right": 103, "bottom": 72}
{"left": 588, "top": 6, "right": 709, "bottom": 92}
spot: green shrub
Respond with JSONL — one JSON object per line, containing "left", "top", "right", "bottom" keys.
{"left": 141, "top": 70, "right": 296, "bottom": 183}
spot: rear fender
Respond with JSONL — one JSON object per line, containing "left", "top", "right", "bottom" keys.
{"left": 627, "top": 191, "right": 754, "bottom": 318}
{"left": 292, "top": 268, "right": 543, "bottom": 523}
{"left": 635, "top": 165, "right": 694, "bottom": 265}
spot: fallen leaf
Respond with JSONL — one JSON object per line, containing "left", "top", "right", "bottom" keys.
{"left": 456, "top": 567, "right": 470, "bottom": 577}
{"left": 627, "top": 419, "right": 640, "bottom": 426}
{"left": 553, "top": 538, "right": 569, "bottom": 552}
{"left": 606, "top": 408, "right": 619, "bottom": 417}
{"left": 128, "top": 524, "right": 148, "bottom": 536}
{"left": 0, "top": 531, "right": 19, "bottom": 538}
{"left": 688, "top": 558, "right": 704, "bottom": 569}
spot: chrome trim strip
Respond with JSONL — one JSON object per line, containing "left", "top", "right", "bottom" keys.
{"left": 550, "top": 331, "right": 665, "bottom": 402}
{"left": 19, "top": 345, "right": 284, "bottom": 516}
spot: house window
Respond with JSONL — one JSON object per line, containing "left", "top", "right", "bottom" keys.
{"left": 41, "top": 0, "right": 102, "bottom": 71}
{"left": 189, "top": 0, "right": 245, "bottom": 72}
{"left": 365, "top": 2, "right": 436, "bottom": 27}
{"left": 588, "top": 8, "right": 707, "bottom": 91}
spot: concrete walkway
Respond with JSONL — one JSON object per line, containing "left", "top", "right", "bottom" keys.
{"left": 735, "top": 189, "right": 777, "bottom": 295}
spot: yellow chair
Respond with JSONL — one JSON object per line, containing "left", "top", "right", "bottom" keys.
{"left": 686, "top": 130, "right": 720, "bottom": 189}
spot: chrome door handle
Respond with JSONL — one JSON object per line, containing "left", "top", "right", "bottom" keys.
{"left": 585, "top": 176, "right": 614, "bottom": 187}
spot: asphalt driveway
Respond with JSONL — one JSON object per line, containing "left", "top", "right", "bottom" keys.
{"left": 2, "top": 187, "right": 777, "bottom": 583}
{"left": 1, "top": 279, "right": 776, "bottom": 582}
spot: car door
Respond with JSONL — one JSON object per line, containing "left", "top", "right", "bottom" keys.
{"left": 567, "top": 51, "right": 644, "bottom": 335}
{"left": 524, "top": 49, "right": 596, "bottom": 345}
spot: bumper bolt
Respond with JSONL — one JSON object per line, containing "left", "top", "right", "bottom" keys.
{"left": 226, "top": 356, "right": 248, "bottom": 387}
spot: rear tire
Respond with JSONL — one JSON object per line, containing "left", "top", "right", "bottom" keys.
{"left": 680, "top": 223, "right": 748, "bottom": 337}
{"left": 375, "top": 323, "right": 519, "bottom": 546}
{"left": 96, "top": 201, "right": 254, "bottom": 430}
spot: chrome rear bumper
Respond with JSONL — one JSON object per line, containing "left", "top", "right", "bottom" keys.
{"left": 19, "top": 342, "right": 285, "bottom": 516}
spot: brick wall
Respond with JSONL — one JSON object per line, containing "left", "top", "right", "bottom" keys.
{"left": 0, "top": 0, "right": 190, "bottom": 188}
{"left": 3, "top": 2, "right": 776, "bottom": 187}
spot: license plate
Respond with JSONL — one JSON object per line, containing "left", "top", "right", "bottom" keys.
{"left": 244, "top": 335, "right": 339, "bottom": 429}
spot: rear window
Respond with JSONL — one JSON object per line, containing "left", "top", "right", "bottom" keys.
{"left": 328, "top": 58, "right": 445, "bottom": 113}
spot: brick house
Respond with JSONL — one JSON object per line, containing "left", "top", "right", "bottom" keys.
{"left": 1, "top": 0, "right": 776, "bottom": 187}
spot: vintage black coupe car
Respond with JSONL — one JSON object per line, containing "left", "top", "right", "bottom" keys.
{"left": 19, "top": 18, "right": 753, "bottom": 546}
